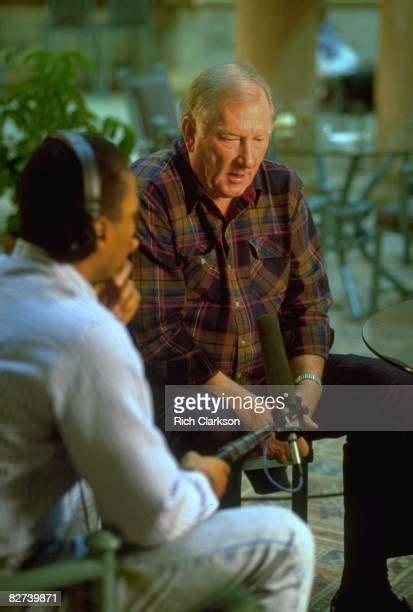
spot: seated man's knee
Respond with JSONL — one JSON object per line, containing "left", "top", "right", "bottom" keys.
{"left": 258, "top": 506, "right": 314, "bottom": 566}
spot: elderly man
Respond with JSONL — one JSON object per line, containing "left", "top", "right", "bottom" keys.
{"left": 130, "top": 64, "right": 413, "bottom": 612}
{"left": 0, "top": 132, "right": 315, "bottom": 612}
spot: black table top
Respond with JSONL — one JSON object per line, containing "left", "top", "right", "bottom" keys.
{"left": 362, "top": 299, "right": 413, "bottom": 372}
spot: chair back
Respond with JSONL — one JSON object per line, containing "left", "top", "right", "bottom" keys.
{"left": 107, "top": 0, "right": 151, "bottom": 27}
{"left": 0, "top": 530, "right": 121, "bottom": 612}
{"left": 124, "top": 68, "right": 180, "bottom": 153}
{"left": 47, "top": 0, "right": 94, "bottom": 27}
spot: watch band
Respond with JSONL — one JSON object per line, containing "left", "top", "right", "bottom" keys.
{"left": 293, "top": 372, "right": 323, "bottom": 387}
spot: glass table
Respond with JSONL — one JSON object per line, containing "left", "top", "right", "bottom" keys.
{"left": 362, "top": 299, "right": 413, "bottom": 372}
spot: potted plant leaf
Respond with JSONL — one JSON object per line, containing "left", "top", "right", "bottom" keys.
{"left": 0, "top": 46, "right": 136, "bottom": 249}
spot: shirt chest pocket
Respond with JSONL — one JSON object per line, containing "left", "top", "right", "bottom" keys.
{"left": 247, "top": 237, "right": 290, "bottom": 298}
{"left": 182, "top": 246, "right": 224, "bottom": 302}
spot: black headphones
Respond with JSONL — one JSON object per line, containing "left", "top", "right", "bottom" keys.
{"left": 46, "top": 131, "right": 102, "bottom": 259}
{"left": 52, "top": 131, "right": 102, "bottom": 219}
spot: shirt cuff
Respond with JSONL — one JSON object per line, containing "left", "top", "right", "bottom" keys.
{"left": 283, "top": 324, "right": 334, "bottom": 360}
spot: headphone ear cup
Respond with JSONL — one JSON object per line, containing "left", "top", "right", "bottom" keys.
{"left": 45, "top": 212, "right": 96, "bottom": 263}
{"left": 67, "top": 219, "right": 97, "bottom": 260}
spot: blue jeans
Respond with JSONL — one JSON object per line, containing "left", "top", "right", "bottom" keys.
{"left": 116, "top": 506, "right": 314, "bottom": 612}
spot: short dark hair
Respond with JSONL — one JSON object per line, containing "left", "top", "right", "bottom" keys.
{"left": 18, "top": 134, "right": 130, "bottom": 262}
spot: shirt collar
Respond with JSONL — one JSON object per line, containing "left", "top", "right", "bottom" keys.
{"left": 12, "top": 239, "right": 97, "bottom": 301}
{"left": 175, "top": 138, "right": 261, "bottom": 214}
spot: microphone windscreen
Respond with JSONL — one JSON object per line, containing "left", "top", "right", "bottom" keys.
{"left": 256, "top": 314, "right": 293, "bottom": 386}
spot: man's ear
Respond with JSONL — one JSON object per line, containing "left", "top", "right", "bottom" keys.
{"left": 181, "top": 116, "right": 196, "bottom": 152}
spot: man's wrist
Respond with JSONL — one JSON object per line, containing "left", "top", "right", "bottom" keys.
{"left": 293, "top": 372, "right": 323, "bottom": 389}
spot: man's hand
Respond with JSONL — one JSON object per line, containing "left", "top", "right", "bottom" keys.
{"left": 181, "top": 451, "right": 230, "bottom": 499}
{"left": 294, "top": 381, "right": 322, "bottom": 430}
{"left": 260, "top": 433, "right": 310, "bottom": 464}
{"left": 95, "top": 261, "right": 140, "bottom": 324}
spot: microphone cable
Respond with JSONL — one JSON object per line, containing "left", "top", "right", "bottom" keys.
{"left": 262, "top": 435, "right": 304, "bottom": 493}
{"left": 216, "top": 427, "right": 305, "bottom": 492}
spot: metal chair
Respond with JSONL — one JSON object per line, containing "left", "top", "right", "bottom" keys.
{"left": 121, "top": 67, "right": 180, "bottom": 154}
{"left": 323, "top": 152, "right": 378, "bottom": 319}
{"left": 97, "top": 0, "right": 153, "bottom": 93}
{"left": 370, "top": 160, "right": 413, "bottom": 313}
{"left": 0, "top": 531, "right": 121, "bottom": 612}
{"left": 272, "top": 137, "right": 412, "bottom": 318}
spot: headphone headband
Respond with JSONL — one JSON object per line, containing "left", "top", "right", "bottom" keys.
{"left": 50, "top": 131, "right": 102, "bottom": 219}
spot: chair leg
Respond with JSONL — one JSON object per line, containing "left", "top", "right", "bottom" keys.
{"left": 339, "top": 255, "right": 363, "bottom": 319}
{"left": 367, "top": 222, "right": 411, "bottom": 314}
{"left": 369, "top": 223, "right": 383, "bottom": 315}
{"left": 403, "top": 234, "right": 412, "bottom": 264}
{"left": 87, "top": 531, "right": 121, "bottom": 612}
{"left": 292, "top": 462, "right": 309, "bottom": 522}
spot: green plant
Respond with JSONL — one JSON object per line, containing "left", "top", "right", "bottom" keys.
{"left": 0, "top": 46, "right": 136, "bottom": 236}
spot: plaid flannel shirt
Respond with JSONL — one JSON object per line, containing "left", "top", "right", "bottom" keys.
{"left": 130, "top": 138, "right": 333, "bottom": 385}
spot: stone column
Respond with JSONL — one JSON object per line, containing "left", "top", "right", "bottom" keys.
{"left": 376, "top": 0, "right": 413, "bottom": 149}
{"left": 235, "top": 0, "right": 319, "bottom": 120}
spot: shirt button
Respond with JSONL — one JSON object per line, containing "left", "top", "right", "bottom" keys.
{"left": 235, "top": 301, "right": 240, "bottom": 307}
{"left": 241, "top": 340, "right": 246, "bottom": 346}
{"left": 227, "top": 264, "right": 232, "bottom": 269}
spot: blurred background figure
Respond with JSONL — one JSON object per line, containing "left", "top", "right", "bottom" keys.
{"left": 317, "top": 3, "right": 374, "bottom": 114}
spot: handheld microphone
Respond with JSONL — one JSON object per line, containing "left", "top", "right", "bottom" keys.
{"left": 216, "top": 426, "right": 272, "bottom": 465}
{"left": 256, "top": 314, "right": 305, "bottom": 474}
{"left": 257, "top": 314, "right": 293, "bottom": 385}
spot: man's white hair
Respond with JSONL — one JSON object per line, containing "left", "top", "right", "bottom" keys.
{"left": 181, "top": 63, "right": 275, "bottom": 126}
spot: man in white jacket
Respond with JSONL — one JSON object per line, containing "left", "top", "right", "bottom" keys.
{"left": 0, "top": 132, "right": 314, "bottom": 611}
